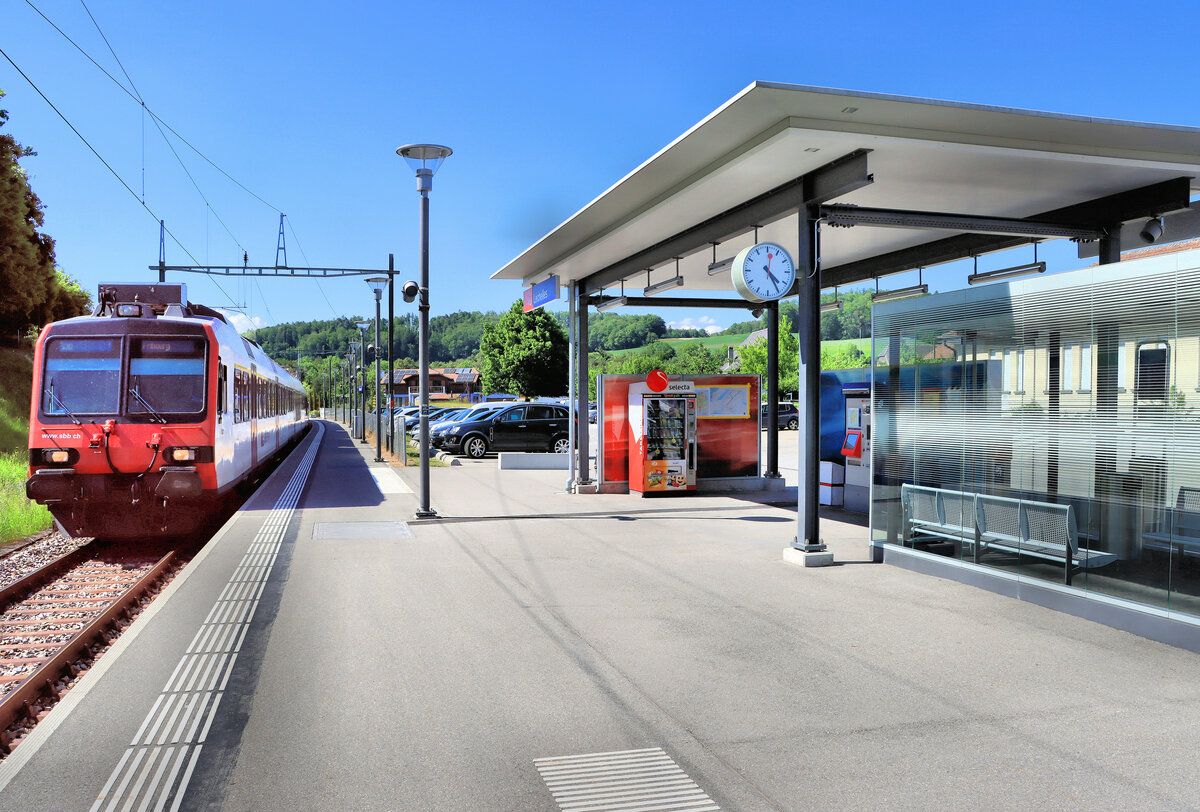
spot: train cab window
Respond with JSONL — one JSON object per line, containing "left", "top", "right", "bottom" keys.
{"left": 128, "top": 338, "right": 206, "bottom": 418}
{"left": 42, "top": 337, "right": 121, "bottom": 416}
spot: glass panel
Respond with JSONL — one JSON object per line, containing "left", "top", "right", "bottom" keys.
{"left": 43, "top": 337, "right": 121, "bottom": 415}
{"left": 871, "top": 256, "right": 1197, "bottom": 617}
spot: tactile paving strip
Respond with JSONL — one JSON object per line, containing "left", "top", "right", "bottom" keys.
{"left": 88, "top": 424, "right": 323, "bottom": 812}
{"left": 535, "top": 747, "right": 719, "bottom": 811}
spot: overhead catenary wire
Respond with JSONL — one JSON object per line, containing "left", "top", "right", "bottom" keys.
{"left": 79, "top": 0, "right": 248, "bottom": 256}
{"left": 0, "top": 45, "right": 242, "bottom": 311}
{"left": 24, "top": 0, "right": 282, "bottom": 215}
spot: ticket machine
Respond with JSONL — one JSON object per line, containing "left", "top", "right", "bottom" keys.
{"left": 840, "top": 384, "right": 871, "bottom": 514}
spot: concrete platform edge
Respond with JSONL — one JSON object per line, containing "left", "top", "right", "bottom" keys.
{"left": 0, "top": 423, "right": 324, "bottom": 790}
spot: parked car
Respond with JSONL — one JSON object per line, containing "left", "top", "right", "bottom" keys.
{"left": 430, "top": 403, "right": 507, "bottom": 449}
{"left": 402, "top": 406, "right": 463, "bottom": 433}
{"left": 760, "top": 401, "right": 800, "bottom": 430}
{"left": 588, "top": 403, "right": 598, "bottom": 423}
{"left": 442, "top": 403, "right": 573, "bottom": 458}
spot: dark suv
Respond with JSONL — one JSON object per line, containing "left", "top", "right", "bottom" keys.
{"left": 441, "top": 403, "right": 572, "bottom": 458}
{"left": 761, "top": 401, "right": 799, "bottom": 430}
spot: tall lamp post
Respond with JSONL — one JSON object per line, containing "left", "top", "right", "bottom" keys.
{"left": 397, "top": 143, "right": 452, "bottom": 519}
{"left": 366, "top": 277, "right": 388, "bottom": 462}
{"left": 356, "top": 321, "right": 370, "bottom": 443}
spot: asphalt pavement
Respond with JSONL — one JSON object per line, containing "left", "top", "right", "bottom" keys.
{"left": 2, "top": 420, "right": 1197, "bottom": 811}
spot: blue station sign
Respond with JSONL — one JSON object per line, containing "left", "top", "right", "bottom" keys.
{"left": 523, "top": 274, "right": 559, "bottom": 312}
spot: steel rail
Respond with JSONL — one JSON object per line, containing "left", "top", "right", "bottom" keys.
{"left": 0, "top": 550, "right": 176, "bottom": 743}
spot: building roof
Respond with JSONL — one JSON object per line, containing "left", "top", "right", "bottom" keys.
{"left": 493, "top": 82, "right": 1200, "bottom": 295}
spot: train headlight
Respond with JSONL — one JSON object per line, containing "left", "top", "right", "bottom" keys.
{"left": 45, "top": 449, "right": 71, "bottom": 464}
{"left": 167, "top": 447, "right": 197, "bottom": 462}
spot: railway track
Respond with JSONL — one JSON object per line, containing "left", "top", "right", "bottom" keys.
{"left": 0, "top": 539, "right": 192, "bottom": 754}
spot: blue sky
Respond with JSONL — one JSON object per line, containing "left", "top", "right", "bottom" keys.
{"left": 4, "top": 0, "right": 1198, "bottom": 335}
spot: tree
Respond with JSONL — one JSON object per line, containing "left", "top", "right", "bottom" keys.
{"left": 734, "top": 313, "right": 800, "bottom": 396}
{"left": 479, "top": 301, "right": 569, "bottom": 397}
{"left": 0, "top": 90, "right": 87, "bottom": 335}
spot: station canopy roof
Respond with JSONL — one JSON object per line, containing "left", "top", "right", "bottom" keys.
{"left": 492, "top": 82, "right": 1200, "bottom": 297}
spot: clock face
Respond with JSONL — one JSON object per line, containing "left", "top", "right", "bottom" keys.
{"left": 731, "top": 242, "right": 797, "bottom": 302}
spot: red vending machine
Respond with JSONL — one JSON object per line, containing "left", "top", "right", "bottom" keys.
{"left": 628, "top": 378, "right": 697, "bottom": 495}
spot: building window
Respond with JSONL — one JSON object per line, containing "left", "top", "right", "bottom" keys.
{"left": 1136, "top": 342, "right": 1169, "bottom": 401}
{"left": 1117, "top": 341, "right": 1128, "bottom": 392}
{"left": 1061, "top": 344, "right": 1074, "bottom": 393}
{"left": 1079, "top": 343, "right": 1092, "bottom": 393}
{"left": 1015, "top": 348, "right": 1026, "bottom": 394}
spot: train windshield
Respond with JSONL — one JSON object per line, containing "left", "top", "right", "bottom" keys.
{"left": 42, "top": 338, "right": 121, "bottom": 415}
{"left": 127, "top": 338, "right": 206, "bottom": 417}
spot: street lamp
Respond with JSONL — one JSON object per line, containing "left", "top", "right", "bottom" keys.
{"left": 356, "top": 321, "right": 370, "bottom": 443}
{"left": 366, "top": 277, "right": 388, "bottom": 462}
{"left": 397, "top": 143, "right": 452, "bottom": 519}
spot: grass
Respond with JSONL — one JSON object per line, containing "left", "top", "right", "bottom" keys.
{"left": 0, "top": 450, "right": 50, "bottom": 544}
{"left": 0, "top": 347, "right": 49, "bottom": 543}
{"left": 0, "top": 347, "right": 34, "bottom": 454}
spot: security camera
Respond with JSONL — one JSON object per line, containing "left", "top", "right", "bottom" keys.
{"left": 402, "top": 280, "right": 420, "bottom": 303}
{"left": 1140, "top": 217, "right": 1164, "bottom": 244}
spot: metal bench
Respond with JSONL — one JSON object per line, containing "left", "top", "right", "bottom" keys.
{"left": 975, "top": 494, "right": 1116, "bottom": 585}
{"left": 900, "top": 484, "right": 1117, "bottom": 585}
{"left": 1142, "top": 486, "right": 1200, "bottom": 563}
{"left": 900, "top": 484, "right": 981, "bottom": 560}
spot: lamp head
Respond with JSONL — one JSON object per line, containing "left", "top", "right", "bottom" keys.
{"left": 365, "top": 276, "right": 388, "bottom": 300}
{"left": 356, "top": 321, "right": 370, "bottom": 331}
{"left": 396, "top": 144, "right": 452, "bottom": 177}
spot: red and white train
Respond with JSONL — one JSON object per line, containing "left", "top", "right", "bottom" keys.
{"left": 26, "top": 282, "right": 308, "bottom": 539}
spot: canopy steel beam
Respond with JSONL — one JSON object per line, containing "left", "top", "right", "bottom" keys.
{"left": 820, "top": 205, "right": 1106, "bottom": 241}
{"left": 152, "top": 265, "right": 390, "bottom": 278}
{"left": 820, "top": 177, "right": 1192, "bottom": 286}
{"left": 579, "top": 150, "right": 872, "bottom": 296}
{"left": 583, "top": 295, "right": 769, "bottom": 310}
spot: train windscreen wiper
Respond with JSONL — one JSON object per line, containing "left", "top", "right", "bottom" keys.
{"left": 128, "top": 386, "right": 167, "bottom": 423}
{"left": 47, "top": 378, "right": 82, "bottom": 425}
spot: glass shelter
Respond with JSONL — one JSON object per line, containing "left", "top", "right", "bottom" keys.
{"left": 871, "top": 249, "right": 1200, "bottom": 622}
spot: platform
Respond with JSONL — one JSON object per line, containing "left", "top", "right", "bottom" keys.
{"left": 1, "top": 419, "right": 1198, "bottom": 811}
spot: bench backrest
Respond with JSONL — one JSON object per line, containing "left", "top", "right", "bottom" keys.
{"left": 975, "top": 494, "right": 1022, "bottom": 542}
{"left": 901, "top": 484, "right": 942, "bottom": 526}
{"left": 1021, "top": 500, "right": 1078, "bottom": 556}
{"left": 939, "top": 490, "right": 976, "bottom": 534}
{"left": 1177, "top": 487, "right": 1200, "bottom": 512}
{"left": 975, "top": 494, "right": 1077, "bottom": 555}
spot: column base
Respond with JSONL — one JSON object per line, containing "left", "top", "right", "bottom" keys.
{"left": 782, "top": 547, "right": 835, "bottom": 567}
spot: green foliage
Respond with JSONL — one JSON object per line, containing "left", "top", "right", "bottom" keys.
{"left": 0, "top": 449, "right": 50, "bottom": 543}
{"left": 480, "top": 301, "right": 569, "bottom": 397}
{"left": 0, "top": 91, "right": 89, "bottom": 337}
{"left": 585, "top": 340, "right": 721, "bottom": 399}
{"left": 0, "top": 346, "right": 33, "bottom": 453}
{"left": 733, "top": 314, "right": 800, "bottom": 396}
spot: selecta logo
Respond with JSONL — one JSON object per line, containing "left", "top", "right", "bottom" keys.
{"left": 647, "top": 369, "right": 668, "bottom": 392}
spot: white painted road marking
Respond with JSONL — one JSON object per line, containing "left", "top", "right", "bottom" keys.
{"left": 535, "top": 747, "right": 720, "bottom": 811}
{"left": 369, "top": 466, "right": 412, "bottom": 494}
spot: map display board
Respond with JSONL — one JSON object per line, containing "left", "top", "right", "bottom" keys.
{"left": 695, "top": 384, "right": 751, "bottom": 419}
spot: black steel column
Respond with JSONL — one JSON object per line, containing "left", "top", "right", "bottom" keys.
{"left": 388, "top": 254, "right": 395, "bottom": 449}
{"left": 766, "top": 304, "right": 780, "bottom": 478}
{"left": 577, "top": 285, "right": 591, "bottom": 485}
{"left": 794, "top": 205, "right": 824, "bottom": 551}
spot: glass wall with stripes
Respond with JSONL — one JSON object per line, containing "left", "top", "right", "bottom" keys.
{"left": 870, "top": 249, "right": 1200, "bottom": 620}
